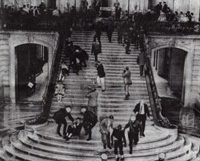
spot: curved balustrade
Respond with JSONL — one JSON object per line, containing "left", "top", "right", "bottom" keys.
{"left": 26, "top": 36, "right": 62, "bottom": 125}
{"left": 146, "top": 58, "right": 177, "bottom": 129}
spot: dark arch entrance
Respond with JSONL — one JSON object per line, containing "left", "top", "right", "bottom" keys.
{"left": 15, "top": 44, "right": 48, "bottom": 102}
{"left": 154, "top": 47, "right": 187, "bottom": 100}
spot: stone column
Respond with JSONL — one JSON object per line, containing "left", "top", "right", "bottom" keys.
{"left": 10, "top": 45, "right": 16, "bottom": 103}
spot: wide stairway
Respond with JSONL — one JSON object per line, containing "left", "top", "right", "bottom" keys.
{"left": 0, "top": 31, "right": 200, "bottom": 161}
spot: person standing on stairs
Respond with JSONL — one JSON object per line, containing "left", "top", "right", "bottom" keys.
{"left": 122, "top": 66, "right": 132, "bottom": 100}
{"left": 124, "top": 115, "right": 142, "bottom": 154}
{"left": 111, "top": 124, "right": 126, "bottom": 161}
{"left": 91, "top": 39, "right": 101, "bottom": 62}
{"left": 99, "top": 115, "right": 114, "bottom": 149}
{"left": 133, "top": 100, "right": 150, "bottom": 137}
{"left": 106, "top": 17, "right": 115, "bottom": 43}
{"left": 53, "top": 107, "right": 74, "bottom": 137}
{"left": 137, "top": 50, "right": 146, "bottom": 77}
{"left": 85, "top": 86, "right": 98, "bottom": 115}
{"left": 96, "top": 61, "right": 106, "bottom": 92}
{"left": 81, "top": 108, "right": 97, "bottom": 141}
{"left": 94, "top": 20, "right": 103, "bottom": 44}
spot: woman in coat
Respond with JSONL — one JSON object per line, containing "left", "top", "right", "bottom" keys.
{"left": 122, "top": 66, "right": 132, "bottom": 100}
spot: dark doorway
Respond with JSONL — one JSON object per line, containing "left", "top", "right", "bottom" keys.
{"left": 156, "top": 48, "right": 186, "bottom": 100}
{"left": 15, "top": 44, "right": 48, "bottom": 102}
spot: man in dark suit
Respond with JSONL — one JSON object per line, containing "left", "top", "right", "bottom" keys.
{"left": 53, "top": 107, "right": 74, "bottom": 137}
{"left": 81, "top": 108, "right": 97, "bottom": 141}
{"left": 91, "top": 39, "right": 101, "bottom": 62}
{"left": 111, "top": 124, "right": 126, "bottom": 161}
{"left": 124, "top": 115, "right": 142, "bottom": 154}
{"left": 96, "top": 61, "right": 106, "bottom": 92}
{"left": 133, "top": 100, "right": 150, "bottom": 137}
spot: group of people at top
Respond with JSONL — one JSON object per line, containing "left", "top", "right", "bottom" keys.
{"left": 153, "top": 2, "right": 195, "bottom": 23}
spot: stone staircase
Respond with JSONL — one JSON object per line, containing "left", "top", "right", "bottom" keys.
{"left": 0, "top": 31, "right": 200, "bottom": 161}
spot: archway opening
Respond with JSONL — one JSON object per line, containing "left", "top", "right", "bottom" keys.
{"left": 152, "top": 47, "right": 187, "bottom": 101}
{"left": 15, "top": 43, "right": 48, "bottom": 102}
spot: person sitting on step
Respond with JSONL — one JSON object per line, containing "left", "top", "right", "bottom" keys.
{"left": 53, "top": 107, "right": 74, "bottom": 137}
{"left": 55, "top": 81, "right": 65, "bottom": 102}
{"left": 61, "top": 61, "right": 69, "bottom": 77}
{"left": 65, "top": 117, "right": 82, "bottom": 141}
{"left": 81, "top": 107, "right": 97, "bottom": 141}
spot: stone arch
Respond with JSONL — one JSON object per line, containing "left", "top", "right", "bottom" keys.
{"left": 10, "top": 38, "right": 54, "bottom": 103}
{"left": 150, "top": 44, "right": 192, "bottom": 105}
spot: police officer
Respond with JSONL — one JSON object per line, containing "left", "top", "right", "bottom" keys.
{"left": 53, "top": 107, "right": 74, "bottom": 137}
{"left": 81, "top": 108, "right": 97, "bottom": 141}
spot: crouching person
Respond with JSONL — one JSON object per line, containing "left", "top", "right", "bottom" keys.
{"left": 111, "top": 125, "right": 126, "bottom": 161}
{"left": 65, "top": 117, "right": 82, "bottom": 141}
{"left": 81, "top": 108, "right": 97, "bottom": 141}
{"left": 53, "top": 107, "right": 74, "bottom": 137}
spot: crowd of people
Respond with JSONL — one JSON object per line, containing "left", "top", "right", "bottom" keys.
{"left": 52, "top": 100, "right": 152, "bottom": 160}
{"left": 20, "top": 1, "right": 197, "bottom": 160}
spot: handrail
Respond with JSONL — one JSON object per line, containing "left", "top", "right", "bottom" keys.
{"left": 146, "top": 58, "right": 176, "bottom": 128}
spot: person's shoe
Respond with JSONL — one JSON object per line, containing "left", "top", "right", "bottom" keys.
{"left": 57, "top": 132, "right": 62, "bottom": 137}
{"left": 65, "top": 136, "right": 70, "bottom": 141}
{"left": 102, "top": 90, "right": 105, "bottom": 92}
{"left": 86, "top": 137, "right": 91, "bottom": 141}
{"left": 127, "top": 93, "right": 130, "bottom": 97}
{"left": 129, "top": 151, "right": 132, "bottom": 154}
{"left": 140, "top": 133, "right": 145, "bottom": 137}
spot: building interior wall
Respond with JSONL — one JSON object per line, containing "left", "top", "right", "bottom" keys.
{"left": 155, "top": 47, "right": 187, "bottom": 100}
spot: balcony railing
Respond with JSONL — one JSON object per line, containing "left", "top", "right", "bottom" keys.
{"left": 144, "top": 21, "right": 200, "bottom": 35}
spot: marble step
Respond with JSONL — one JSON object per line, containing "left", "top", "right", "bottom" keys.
{"left": 10, "top": 134, "right": 92, "bottom": 161}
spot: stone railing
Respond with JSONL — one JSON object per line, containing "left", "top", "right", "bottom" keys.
{"left": 145, "top": 58, "right": 177, "bottom": 129}
{"left": 26, "top": 36, "right": 62, "bottom": 125}
{"left": 144, "top": 21, "right": 200, "bottom": 35}
{"left": 2, "top": 18, "right": 59, "bottom": 31}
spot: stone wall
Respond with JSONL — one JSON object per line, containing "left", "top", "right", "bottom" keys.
{"left": 0, "top": 31, "right": 59, "bottom": 104}
{"left": 147, "top": 35, "right": 200, "bottom": 106}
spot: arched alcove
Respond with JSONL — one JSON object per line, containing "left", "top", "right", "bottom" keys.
{"left": 151, "top": 46, "right": 188, "bottom": 102}
{"left": 15, "top": 43, "right": 49, "bottom": 102}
